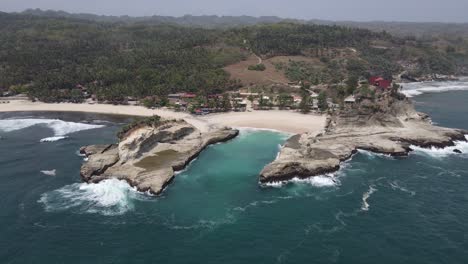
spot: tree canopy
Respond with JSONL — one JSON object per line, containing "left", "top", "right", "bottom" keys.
{"left": 0, "top": 12, "right": 466, "bottom": 103}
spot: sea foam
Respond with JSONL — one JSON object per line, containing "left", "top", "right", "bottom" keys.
{"left": 357, "top": 149, "right": 393, "bottom": 159}
{"left": 263, "top": 175, "right": 339, "bottom": 188}
{"left": 361, "top": 185, "right": 377, "bottom": 212}
{"left": 39, "top": 179, "right": 145, "bottom": 216}
{"left": 401, "top": 78, "right": 468, "bottom": 97}
{"left": 40, "top": 169, "right": 57, "bottom": 176}
{"left": 0, "top": 118, "right": 104, "bottom": 142}
{"left": 236, "top": 127, "right": 292, "bottom": 140}
{"left": 40, "top": 136, "right": 68, "bottom": 142}
{"left": 410, "top": 136, "right": 468, "bottom": 158}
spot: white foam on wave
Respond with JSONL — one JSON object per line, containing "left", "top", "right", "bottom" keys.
{"left": 274, "top": 144, "right": 283, "bottom": 160}
{"left": 236, "top": 126, "right": 292, "bottom": 134}
{"left": 75, "top": 150, "right": 86, "bottom": 157}
{"left": 40, "top": 136, "right": 68, "bottom": 142}
{"left": 262, "top": 174, "right": 339, "bottom": 188}
{"left": 410, "top": 136, "right": 468, "bottom": 158}
{"left": 401, "top": 78, "right": 468, "bottom": 97}
{"left": 263, "top": 181, "right": 285, "bottom": 188}
{"left": 38, "top": 179, "right": 147, "bottom": 216}
{"left": 0, "top": 118, "right": 104, "bottom": 142}
{"left": 293, "top": 175, "right": 338, "bottom": 187}
{"left": 236, "top": 127, "right": 292, "bottom": 140}
{"left": 357, "top": 149, "right": 393, "bottom": 159}
{"left": 40, "top": 169, "right": 56, "bottom": 176}
{"left": 361, "top": 185, "right": 377, "bottom": 212}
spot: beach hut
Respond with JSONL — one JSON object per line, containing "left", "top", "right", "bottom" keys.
{"left": 344, "top": 95, "right": 356, "bottom": 104}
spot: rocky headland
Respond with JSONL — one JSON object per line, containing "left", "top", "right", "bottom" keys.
{"left": 80, "top": 117, "right": 238, "bottom": 194}
{"left": 400, "top": 73, "right": 459, "bottom": 83}
{"left": 260, "top": 91, "right": 468, "bottom": 183}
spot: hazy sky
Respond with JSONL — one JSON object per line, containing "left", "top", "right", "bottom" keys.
{"left": 1, "top": 0, "right": 468, "bottom": 22}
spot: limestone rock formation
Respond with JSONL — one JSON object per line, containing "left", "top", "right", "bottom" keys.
{"left": 260, "top": 94, "right": 468, "bottom": 183}
{"left": 80, "top": 119, "right": 238, "bottom": 194}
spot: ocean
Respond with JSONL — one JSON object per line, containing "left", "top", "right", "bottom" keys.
{"left": 1, "top": 82, "right": 468, "bottom": 263}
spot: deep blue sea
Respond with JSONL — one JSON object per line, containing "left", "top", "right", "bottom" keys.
{"left": 1, "top": 86, "right": 468, "bottom": 263}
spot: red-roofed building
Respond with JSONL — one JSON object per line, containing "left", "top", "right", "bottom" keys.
{"left": 369, "top": 76, "right": 392, "bottom": 89}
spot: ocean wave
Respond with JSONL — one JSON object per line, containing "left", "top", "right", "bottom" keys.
{"left": 410, "top": 136, "right": 468, "bottom": 158}
{"left": 40, "top": 136, "right": 68, "bottom": 142}
{"left": 294, "top": 175, "right": 339, "bottom": 187}
{"left": 0, "top": 118, "right": 104, "bottom": 142}
{"left": 357, "top": 149, "right": 393, "bottom": 159}
{"left": 40, "top": 169, "right": 56, "bottom": 176}
{"left": 361, "top": 185, "right": 377, "bottom": 212}
{"left": 388, "top": 180, "right": 416, "bottom": 196}
{"left": 262, "top": 174, "right": 340, "bottom": 188}
{"left": 236, "top": 127, "right": 292, "bottom": 139}
{"left": 38, "top": 179, "right": 146, "bottom": 216}
{"left": 75, "top": 150, "right": 86, "bottom": 157}
{"left": 401, "top": 79, "right": 468, "bottom": 97}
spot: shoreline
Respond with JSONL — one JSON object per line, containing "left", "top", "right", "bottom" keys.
{"left": 80, "top": 122, "right": 240, "bottom": 195}
{"left": 0, "top": 100, "right": 327, "bottom": 135}
{"left": 260, "top": 133, "right": 468, "bottom": 184}
{"left": 259, "top": 95, "right": 468, "bottom": 184}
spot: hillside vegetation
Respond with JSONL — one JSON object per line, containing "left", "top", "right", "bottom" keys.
{"left": 1, "top": 11, "right": 467, "bottom": 102}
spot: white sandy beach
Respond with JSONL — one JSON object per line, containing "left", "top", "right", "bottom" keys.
{"left": 200, "top": 111, "right": 326, "bottom": 134}
{"left": 0, "top": 100, "right": 326, "bottom": 134}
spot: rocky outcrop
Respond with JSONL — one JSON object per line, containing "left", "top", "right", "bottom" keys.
{"left": 260, "top": 94, "right": 468, "bottom": 183}
{"left": 400, "top": 73, "right": 459, "bottom": 83}
{"left": 80, "top": 119, "right": 238, "bottom": 195}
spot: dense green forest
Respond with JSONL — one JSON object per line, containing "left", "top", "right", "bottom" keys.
{"left": 1, "top": 11, "right": 467, "bottom": 103}
{"left": 19, "top": 9, "right": 468, "bottom": 37}
{"left": 0, "top": 12, "right": 247, "bottom": 102}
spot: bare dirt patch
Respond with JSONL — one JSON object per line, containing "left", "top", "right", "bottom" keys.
{"left": 224, "top": 55, "right": 323, "bottom": 86}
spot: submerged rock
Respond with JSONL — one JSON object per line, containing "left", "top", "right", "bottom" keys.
{"left": 453, "top": 149, "right": 462, "bottom": 154}
{"left": 80, "top": 118, "right": 238, "bottom": 195}
{"left": 260, "top": 94, "right": 468, "bottom": 183}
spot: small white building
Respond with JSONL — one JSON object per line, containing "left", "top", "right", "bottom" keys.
{"left": 310, "top": 91, "right": 319, "bottom": 98}
{"left": 239, "top": 92, "right": 259, "bottom": 98}
{"left": 238, "top": 100, "right": 248, "bottom": 107}
{"left": 311, "top": 99, "right": 319, "bottom": 110}
{"left": 344, "top": 95, "right": 356, "bottom": 104}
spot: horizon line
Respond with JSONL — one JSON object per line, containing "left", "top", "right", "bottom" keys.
{"left": 2, "top": 8, "right": 468, "bottom": 25}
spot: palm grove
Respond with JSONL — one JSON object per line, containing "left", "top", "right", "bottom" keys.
{"left": 0, "top": 11, "right": 466, "bottom": 105}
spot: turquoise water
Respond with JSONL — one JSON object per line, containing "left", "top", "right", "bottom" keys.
{"left": 1, "top": 91, "right": 468, "bottom": 263}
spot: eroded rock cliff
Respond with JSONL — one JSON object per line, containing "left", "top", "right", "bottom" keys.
{"left": 80, "top": 119, "right": 238, "bottom": 194}
{"left": 260, "top": 93, "right": 468, "bottom": 183}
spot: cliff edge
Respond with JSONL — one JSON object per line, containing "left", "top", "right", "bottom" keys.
{"left": 80, "top": 118, "right": 238, "bottom": 194}
{"left": 260, "top": 92, "right": 468, "bottom": 183}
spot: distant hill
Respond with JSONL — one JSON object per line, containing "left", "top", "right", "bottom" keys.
{"left": 19, "top": 9, "right": 290, "bottom": 28}
{"left": 18, "top": 8, "right": 468, "bottom": 37}
{"left": 1, "top": 9, "right": 467, "bottom": 104}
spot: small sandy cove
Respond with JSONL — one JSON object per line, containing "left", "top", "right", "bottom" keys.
{"left": 0, "top": 100, "right": 326, "bottom": 134}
